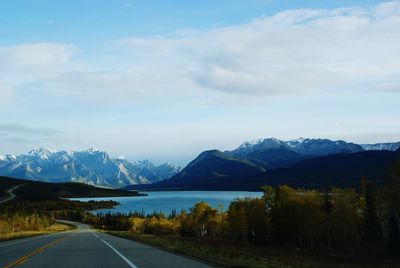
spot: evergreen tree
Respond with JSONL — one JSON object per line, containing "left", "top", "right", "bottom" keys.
{"left": 387, "top": 199, "right": 400, "bottom": 258}
{"left": 322, "top": 191, "right": 332, "bottom": 213}
{"left": 363, "top": 186, "right": 381, "bottom": 244}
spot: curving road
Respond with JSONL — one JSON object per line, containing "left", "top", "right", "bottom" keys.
{"left": 0, "top": 185, "right": 23, "bottom": 204}
{"left": 0, "top": 221, "right": 212, "bottom": 268}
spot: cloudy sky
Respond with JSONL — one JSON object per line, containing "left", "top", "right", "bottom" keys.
{"left": 0, "top": 0, "right": 399, "bottom": 165}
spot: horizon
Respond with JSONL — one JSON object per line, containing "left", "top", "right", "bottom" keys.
{"left": 1, "top": 0, "right": 399, "bottom": 166}
{"left": 1, "top": 136, "right": 399, "bottom": 166}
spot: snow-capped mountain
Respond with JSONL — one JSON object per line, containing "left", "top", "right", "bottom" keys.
{"left": 230, "top": 137, "right": 400, "bottom": 159}
{"left": 361, "top": 142, "right": 400, "bottom": 151}
{"left": 230, "top": 137, "right": 364, "bottom": 157}
{"left": 0, "top": 148, "right": 180, "bottom": 188}
{"left": 231, "top": 138, "right": 288, "bottom": 156}
{"left": 285, "top": 138, "right": 364, "bottom": 155}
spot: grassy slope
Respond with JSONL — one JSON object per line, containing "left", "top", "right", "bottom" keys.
{"left": 0, "top": 176, "right": 20, "bottom": 199}
{"left": 108, "top": 232, "right": 400, "bottom": 268}
{"left": 0, "top": 222, "right": 74, "bottom": 242}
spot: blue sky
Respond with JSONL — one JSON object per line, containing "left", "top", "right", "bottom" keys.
{"left": 0, "top": 0, "right": 399, "bottom": 165}
{"left": 0, "top": 0, "right": 385, "bottom": 44}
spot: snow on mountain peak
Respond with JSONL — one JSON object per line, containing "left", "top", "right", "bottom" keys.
{"left": 289, "top": 137, "right": 306, "bottom": 143}
{"left": 231, "top": 137, "right": 288, "bottom": 157}
{"left": 86, "top": 148, "right": 102, "bottom": 154}
{"left": 361, "top": 142, "right": 400, "bottom": 151}
{"left": 0, "top": 147, "right": 180, "bottom": 187}
{"left": 231, "top": 137, "right": 367, "bottom": 157}
{"left": 28, "top": 147, "right": 55, "bottom": 155}
{"left": 238, "top": 137, "right": 282, "bottom": 149}
{"left": 27, "top": 147, "right": 56, "bottom": 161}
{"left": 5, "top": 155, "right": 17, "bottom": 161}
{"left": 239, "top": 137, "right": 273, "bottom": 147}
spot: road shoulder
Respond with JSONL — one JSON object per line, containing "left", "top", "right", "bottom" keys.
{"left": 106, "top": 231, "right": 219, "bottom": 267}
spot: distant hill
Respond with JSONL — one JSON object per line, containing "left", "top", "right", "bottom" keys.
{"left": 236, "top": 147, "right": 312, "bottom": 169}
{"left": 243, "top": 150, "right": 400, "bottom": 190}
{"left": 0, "top": 176, "right": 142, "bottom": 201}
{"left": 137, "top": 150, "right": 265, "bottom": 190}
{"left": 128, "top": 149, "right": 400, "bottom": 191}
{"left": 0, "top": 148, "right": 180, "bottom": 188}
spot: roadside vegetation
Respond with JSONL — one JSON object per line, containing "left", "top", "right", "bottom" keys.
{"left": 80, "top": 161, "right": 400, "bottom": 267}
{"left": 0, "top": 199, "right": 118, "bottom": 241}
{"left": 0, "top": 213, "right": 73, "bottom": 242}
{"left": 0, "top": 175, "right": 142, "bottom": 242}
{"left": 0, "top": 177, "right": 125, "bottom": 242}
{"left": 83, "top": 182, "right": 399, "bottom": 267}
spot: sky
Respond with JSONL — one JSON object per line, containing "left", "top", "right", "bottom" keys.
{"left": 0, "top": 0, "right": 399, "bottom": 166}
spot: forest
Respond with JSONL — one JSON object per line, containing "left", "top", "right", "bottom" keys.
{"left": 73, "top": 181, "right": 399, "bottom": 259}
{"left": 0, "top": 199, "right": 117, "bottom": 239}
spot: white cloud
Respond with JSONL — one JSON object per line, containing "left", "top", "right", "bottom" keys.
{"left": 371, "top": 82, "right": 400, "bottom": 93}
{"left": 0, "top": 2, "right": 399, "bottom": 162}
{"left": 2, "top": 2, "right": 400, "bottom": 100}
{"left": 0, "top": 124, "right": 61, "bottom": 136}
{"left": 0, "top": 43, "right": 78, "bottom": 99}
{"left": 0, "top": 43, "right": 76, "bottom": 71}
{"left": 0, "top": 85, "right": 12, "bottom": 99}
{"left": 118, "top": 1, "right": 400, "bottom": 96}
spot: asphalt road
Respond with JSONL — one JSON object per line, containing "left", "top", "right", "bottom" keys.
{"left": 0, "top": 185, "right": 23, "bottom": 204}
{"left": 0, "top": 221, "right": 213, "bottom": 268}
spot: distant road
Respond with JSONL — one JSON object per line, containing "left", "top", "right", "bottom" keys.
{"left": 0, "top": 221, "right": 212, "bottom": 268}
{"left": 0, "top": 184, "right": 23, "bottom": 204}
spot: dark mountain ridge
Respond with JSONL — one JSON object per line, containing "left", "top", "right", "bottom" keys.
{"left": 128, "top": 149, "right": 400, "bottom": 191}
{"left": 0, "top": 176, "right": 142, "bottom": 201}
{"left": 165, "top": 149, "right": 265, "bottom": 182}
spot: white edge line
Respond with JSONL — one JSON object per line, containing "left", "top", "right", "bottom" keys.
{"left": 89, "top": 230, "right": 138, "bottom": 268}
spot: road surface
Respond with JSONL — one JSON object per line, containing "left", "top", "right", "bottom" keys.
{"left": 0, "top": 185, "right": 23, "bottom": 204}
{"left": 0, "top": 221, "right": 213, "bottom": 268}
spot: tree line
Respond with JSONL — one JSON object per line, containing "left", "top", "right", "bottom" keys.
{"left": 0, "top": 199, "right": 118, "bottom": 235}
{"left": 78, "top": 179, "right": 400, "bottom": 258}
{"left": 0, "top": 213, "right": 54, "bottom": 234}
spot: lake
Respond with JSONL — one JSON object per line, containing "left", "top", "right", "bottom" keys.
{"left": 72, "top": 191, "right": 263, "bottom": 215}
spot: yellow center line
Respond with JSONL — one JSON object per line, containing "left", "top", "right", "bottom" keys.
{"left": 3, "top": 236, "right": 66, "bottom": 268}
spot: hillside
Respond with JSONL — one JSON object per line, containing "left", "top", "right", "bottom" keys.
{"left": 244, "top": 147, "right": 312, "bottom": 169}
{"left": 0, "top": 176, "right": 142, "bottom": 201}
{"left": 172, "top": 150, "right": 265, "bottom": 180}
{"left": 127, "top": 150, "right": 265, "bottom": 191}
{"left": 129, "top": 150, "right": 400, "bottom": 191}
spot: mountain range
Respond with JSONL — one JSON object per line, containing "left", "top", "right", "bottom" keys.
{"left": 1, "top": 138, "right": 399, "bottom": 190}
{"left": 0, "top": 148, "right": 180, "bottom": 187}
{"left": 128, "top": 138, "right": 400, "bottom": 191}
{"left": 226, "top": 138, "right": 400, "bottom": 168}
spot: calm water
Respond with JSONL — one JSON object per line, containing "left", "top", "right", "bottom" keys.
{"left": 72, "top": 191, "right": 263, "bottom": 215}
